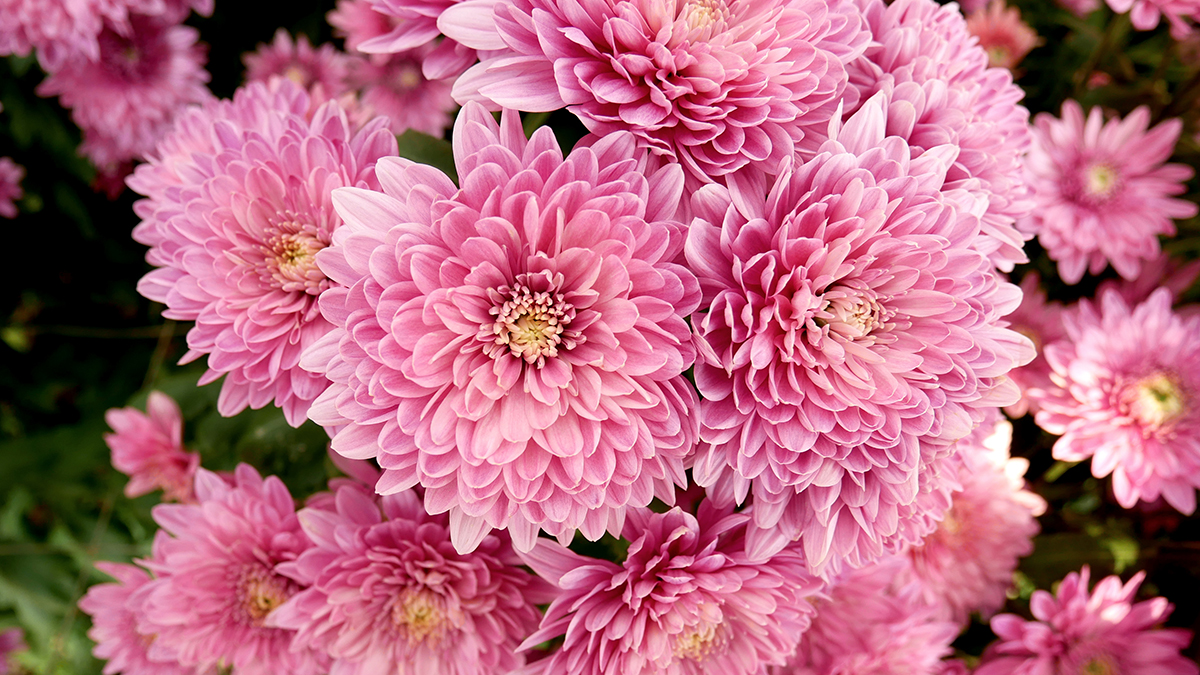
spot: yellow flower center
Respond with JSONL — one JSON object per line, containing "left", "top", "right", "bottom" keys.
{"left": 1083, "top": 162, "right": 1120, "bottom": 200}
{"left": 1128, "top": 372, "right": 1186, "bottom": 428}
{"left": 674, "top": 620, "right": 722, "bottom": 663}
{"left": 392, "top": 589, "right": 462, "bottom": 647}
{"left": 237, "top": 566, "right": 292, "bottom": 625}
{"left": 1079, "top": 654, "right": 1118, "bottom": 675}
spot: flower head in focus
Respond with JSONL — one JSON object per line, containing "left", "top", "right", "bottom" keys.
{"left": 104, "top": 391, "right": 200, "bottom": 502}
{"left": 977, "top": 566, "right": 1199, "bottom": 675}
{"left": 1022, "top": 100, "right": 1197, "bottom": 284}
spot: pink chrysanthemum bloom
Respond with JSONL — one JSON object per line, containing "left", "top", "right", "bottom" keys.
{"left": 977, "top": 566, "right": 1199, "bottom": 675}
{"left": 348, "top": 45, "right": 457, "bottom": 137}
{"left": 687, "top": 93, "right": 1034, "bottom": 571}
{"left": 520, "top": 502, "right": 823, "bottom": 675}
{"left": 104, "top": 391, "right": 200, "bottom": 502}
{"left": 79, "top": 562, "right": 201, "bottom": 675}
{"left": 0, "top": 628, "right": 25, "bottom": 675}
{"left": 903, "top": 414, "right": 1046, "bottom": 624}
{"left": 773, "top": 556, "right": 959, "bottom": 675}
{"left": 443, "top": 0, "right": 869, "bottom": 187}
{"left": 966, "top": 1, "right": 1040, "bottom": 71}
{"left": 36, "top": 13, "right": 212, "bottom": 168}
{"left": 0, "top": 157, "right": 24, "bottom": 219}
{"left": 302, "top": 103, "right": 701, "bottom": 553}
{"left": 1108, "top": 0, "right": 1200, "bottom": 37}
{"left": 848, "top": 0, "right": 1034, "bottom": 271}
{"left": 353, "top": 0, "right": 482, "bottom": 80}
{"left": 136, "top": 464, "right": 324, "bottom": 675}
{"left": 1023, "top": 101, "right": 1197, "bottom": 284}
{"left": 270, "top": 485, "right": 554, "bottom": 674}
{"left": 329, "top": 0, "right": 394, "bottom": 52}
{"left": 1033, "top": 288, "right": 1200, "bottom": 514}
{"left": 1096, "top": 251, "right": 1200, "bottom": 307}
{"left": 244, "top": 29, "right": 353, "bottom": 97}
{"left": 128, "top": 80, "right": 397, "bottom": 427}
{"left": 1003, "top": 273, "right": 1067, "bottom": 418}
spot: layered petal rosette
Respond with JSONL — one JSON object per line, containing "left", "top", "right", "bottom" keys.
{"left": 270, "top": 485, "right": 555, "bottom": 674}
{"left": 136, "top": 465, "right": 325, "bottom": 675}
{"left": 848, "top": 0, "right": 1034, "bottom": 271}
{"left": 443, "top": 0, "right": 869, "bottom": 186}
{"left": 103, "top": 391, "right": 200, "bottom": 502}
{"left": 687, "top": 95, "right": 1034, "bottom": 571}
{"left": 129, "top": 80, "right": 398, "bottom": 426}
{"left": 977, "top": 567, "right": 1198, "bottom": 675}
{"left": 519, "top": 502, "right": 823, "bottom": 675}
{"left": 244, "top": 29, "right": 354, "bottom": 97}
{"left": 1032, "top": 288, "right": 1200, "bottom": 514}
{"left": 303, "top": 103, "right": 701, "bottom": 553}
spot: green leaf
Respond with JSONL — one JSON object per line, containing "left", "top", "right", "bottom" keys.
{"left": 396, "top": 129, "right": 457, "bottom": 184}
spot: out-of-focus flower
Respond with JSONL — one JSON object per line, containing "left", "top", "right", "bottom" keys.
{"left": 966, "top": 0, "right": 1040, "bottom": 70}
{"left": 128, "top": 80, "right": 397, "bottom": 427}
{"left": 521, "top": 503, "right": 823, "bottom": 675}
{"left": 903, "top": 414, "right": 1046, "bottom": 624}
{"left": 137, "top": 465, "right": 325, "bottom": 675}
{"left": 0, "top": 628, "right": 26, "bottom": 675}
{"left": 104, "top": 391, "right": 200, "bottom": 503}
{"left": 1003, "top": 273, "right": 1067, "bottom": 418}
{"left": 243, "top": 29, "right": 353, "bottom": 97}
{"left": 1022, "top": 101, "right": 1197, "bottom": 284}
{"left": 36, "top": 13, "right": 212, "bottom": 168}
{"left": 1059, "top": 0, "right": 1102, "bottom": 16}
{"left": 1108, "top": 0, "right": 1200, "bottom": 38}
{"left": 444, "top": 0, "right": 869, "bottom": 187}
{"left": 351, "top": 0, "right": 480, "bottom": 79}
{"left": 687, "top": 93, "right": 1033, "bottom": 571}
{"left": 303, "top": 104, "right": 700, "bottom": 553}
{"left": 79, "top": 562, "right": 202, "bottom": 675}
{"left": 773, "top": 556, "right": 959, "bottom": 675}
{"left": 347, "top": 45, "right": 456, "bottom": 136}
{"left": 977, "top": 566, "right": 1199, "bottom": 675}
{"left": 328, "top": 0, "right": 393, "bottom": 53}
{"left": 0, "top": 157, "right": 24, "bottom": 219}
{"left": 848, "top": 0, "right": 1034, "bottom": 271}
{"left": 1033, "top": 288, "right": 1200, "bottom": 514}
{"left": 1096, "top": 251, "right": 1200, "bottom": 306}
{"left": 270, "top": 485, "right": 554, "bottom": 675}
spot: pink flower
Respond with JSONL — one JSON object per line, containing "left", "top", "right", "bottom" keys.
{"left": 357, "top": 0, "right": 482, "bottom": 79}
{"left": 687, "top": 93, "right": 1034, "bottom": 571}
{"left": 443, "top": 0, "right": 869, "bottom": 186}
{"left": 302, "top": 103, "right": 701, "bottom": 553}
{"left": 1096, "top": 251, "right": 1200, "bottom": 307}
{"left": 1023, "top": 101, "right": 1197, "bottom": 284}
{"left": 0, "top": 628, "right": 26, "bottom": 675}
{"left": 0, "top": 157, "right": 24, "bottom": 219}
{"left": 243, "top": 29, "right": 353, "bottom": 97}
{"left": 520, "top": 503, "right": 823, "bottom": 675}
{"left": 977, "top": 566, "right": 1199, "bottom": 675}
{"left": 79, "top": 562, "right": 202, "bottom": 675}
{"left": 104, "top": 391, "right": 200, "bottom": 502}
{"left": 348, "top": 45, "right": 457, "bottom": 137}
{"left": 137, "top": 465, "right": 325, "bottom": 675}
{"left": 128, "top": 80, "right": 397, "bottom": 427}
{"left": 774, "top": 556, "right": 959, "bottom": 675}
{"left": 270, "top": 485, "right": 554, "bottom": 674}
{"left": 903, "top": 414, "right": 1046, "bottom": 624}
{"left": 1060, "top": 0, "right": 1101, "bottom": 15}
{"left": 36, "top": 13, "right": 212, "bottom": 168}
{"left": 848, "top": 0, "right": 1034, "bottom": 271}
{"left": 1108, "top": 0, "right": 1200, "bottom": 37}
{"left": 1033, "top": 288, "right": 1200, "bottom": 514}
{"left": 328, "top": 0, "right": 394, "bottom": 52}
{"left": 966, "top": 1, "right": 1040, "bottom": 70}
{"left": 1003, "top": 273, "right": 1067, "bottom": 418}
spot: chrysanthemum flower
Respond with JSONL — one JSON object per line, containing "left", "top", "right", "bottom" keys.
{"left": 348, "top": 45, "right": 457, "bottom": 136}
{"left": 302, "top": 103, "right": 701, "bottom": 553}
{"left": 352, "top": 0, "right": 481, "bottom": 79}
{"left": 1108, "top": 0, "right": 1200, "bottom": 37}
{"left": 1003, "top": 273, "right": 1067, "bottom": 418}
{"left": 137, "top": 464, "right": 324, "bottom": 675}
{"left": 0, "top": 157, "right": 24, "bottom": 219}
{"left": 520, "top": 502, "right": 823, "bottom": 675}
{"left": 903, "top": 414, "right": 1046, "bottom": 624}
{"left": 328, "top": 0, "right": 394, "bottom": 53}
{"left": 1033, "top": 288, "right": 1200, "bottom": 514}
{"left": 966, "top": 0, "right": 1040, "bottom": 70}
{"left": 104, "top": 391, "right": 200, "bottom": 502}
{"left": 79, "top": 562, "right": 201, "bottom": 675}
{"left": 244, "top": 29, "right": 353, "bottom": 97}
{"left": 270, "top": 485, "right": 554, "bottom": 674}
{"left": 687, "top": 93, "right": 1033, "bottom": 571}
{"left": 1023, "top": 101, "right": 1197, "bottom": 284}
{"left": 848, "top": 0, "right": 1034, "bottom": 271}
{"left": 774, "top": 556, "right": 959, "bottom": 675}
{"left": 977, "top": 566, "right": 1199, "bottom": 675}
{"left": 129, "top": 80, "right": 397, "bottom": 427}
{"left": 36, "top": 13, "right": 212, "bottom": 168}
{"left": 1096, "top": 251, "right": 1200, "bottom": 307}
{"left": 443, "top": 0, "right": 869, "bottom": 186}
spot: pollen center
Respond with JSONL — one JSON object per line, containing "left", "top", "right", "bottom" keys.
{"left": 818, "top": 284, "right": 889, "bottom": 340}
{"left": 1082, "top": 162, "right": 1120, "bottom": 201}
{"left": 486, "top": 274, "right": 579, "bottom": 368}
{"left": 1080, "top": 654, "right": 1118, "bottom": 675}
{"left": 237, "top": 565, "right": 293, "bottom": 625}
{"left": 674, "top": 620, "right": 724, "bottom": 663}
{"left": 1125, "top": 372, "right": 1186, "bottom": 428}
{"left": 262, "top": 222, "right": 327, "bottom": 294}
{"left": 392, "top": 589, "right": 462, "bottom": 647}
